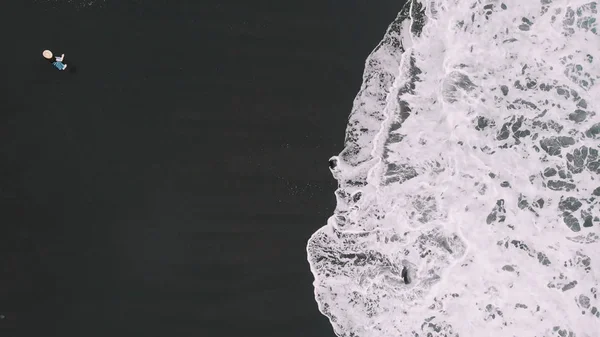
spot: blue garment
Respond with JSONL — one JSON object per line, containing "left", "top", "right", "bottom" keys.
{"left": 53, "top": 61, "right": 65, "bottom": 70}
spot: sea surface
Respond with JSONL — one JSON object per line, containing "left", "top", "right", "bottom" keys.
{"left": 0, "top": 0, "right": 403, "bottom": 336}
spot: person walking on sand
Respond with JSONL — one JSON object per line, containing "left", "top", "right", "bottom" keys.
{"left": 42, "top": 50, "right": 68, "bottom": 71}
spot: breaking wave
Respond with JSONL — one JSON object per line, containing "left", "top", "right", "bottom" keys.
{"left": 308, "top": 0, "right": 600, "bottom": 336}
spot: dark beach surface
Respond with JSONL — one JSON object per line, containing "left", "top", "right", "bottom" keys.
{"left": 0, "top": 0, "right": 403, "bottom": 336}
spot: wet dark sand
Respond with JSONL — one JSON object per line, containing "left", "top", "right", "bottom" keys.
{"left": 0, "top": 0, "right": 403, "bottom": 336}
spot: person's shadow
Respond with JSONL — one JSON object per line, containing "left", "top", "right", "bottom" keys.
{"left": 68, "top": 62, "right": 78, "bottom": 74}
{"left": 62, "top": 54, "right": 78, "bottom": 74}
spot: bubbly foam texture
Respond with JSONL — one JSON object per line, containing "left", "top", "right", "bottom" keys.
{"left": 308, "top": 0, "right": 600, "bottom": 336}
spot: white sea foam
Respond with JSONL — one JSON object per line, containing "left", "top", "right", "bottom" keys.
{"left": 308, "top": 0, "right": 600, "bottom": 336}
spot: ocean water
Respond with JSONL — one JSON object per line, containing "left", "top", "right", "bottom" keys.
{"left": 32, "top": 0, "right": 105, "bottom": 8}
{"left": 307, "top": 0, "right": 600, "bottom": 336}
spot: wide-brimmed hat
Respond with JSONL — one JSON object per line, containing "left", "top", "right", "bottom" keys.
{"left": 42, "top": 50, "right": 53, "bottom": 59}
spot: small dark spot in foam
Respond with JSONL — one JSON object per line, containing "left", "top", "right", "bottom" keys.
{"left": 561, "top": 280, "right": 578, "bottom": 292}
{"left": 518, "top": 24, "right": 530, "bottom": 31}
{"left": 502, "top": 265, "right": 515, "bottom": 272}
{"left": 328, "top": 157, "right": 337, "bottom": 170}
{"left": 401, "top": 266, "right": 411, "bottom": 284}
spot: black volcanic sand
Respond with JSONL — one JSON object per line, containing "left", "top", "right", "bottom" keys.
{"left": 0, "top": 0, "right": 403, "bottom": 336}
